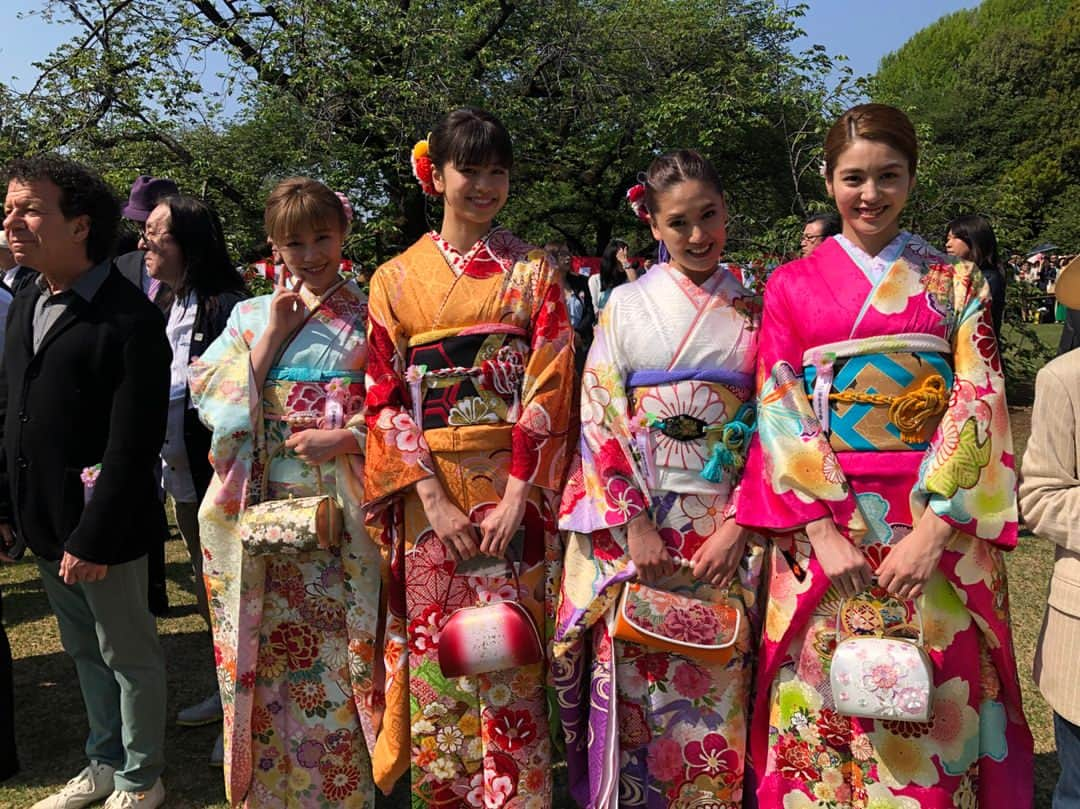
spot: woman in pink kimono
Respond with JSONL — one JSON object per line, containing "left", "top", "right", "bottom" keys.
{"left": 738, "top": 104, "right": 1033, "bottom": 808}
{"left": 555, "top": 150, "right": 763, "bottom": 809}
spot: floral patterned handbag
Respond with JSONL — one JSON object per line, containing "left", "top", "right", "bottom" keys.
{"left": 237, "top": 278, "right": 349, "bottom": 557}
{"left": 829, "top": 597, "right": 934, "bottom": 722}
{"left": 612, "top": 558, "right": 742, "bottom": 664}
{"left": 438, "top": 560, "right": 544, "bottom": 678}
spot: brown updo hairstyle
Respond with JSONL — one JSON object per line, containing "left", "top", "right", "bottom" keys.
{"left": 428, "top": 107, "right": 513, "bottom": 171}
{"left": 823, "top": 103, "right": 918, "bottom": 180}
{"left": 264, "top": 177, "right": 349, "bottom": 242}
{"left": 642, "top": 149, "right": 725, "bottom": 216}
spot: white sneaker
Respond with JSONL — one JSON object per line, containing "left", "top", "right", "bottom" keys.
{"left": 209, "top": 732, "right": 224, "bottom": 767}
{"left": 176, "top": 692, "right": 222, "bottom": 727}
{"left": 29, "top": 762, "right": 116, "bottom": 809}
{"left": 102, "top": 780, "right": 165, "bottom": 809}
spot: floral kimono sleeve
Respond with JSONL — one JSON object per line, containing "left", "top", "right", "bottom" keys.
{"left": 509, "top": 253, "right": 574, "bottom": 489}
{"left": 363, "top": 266, "right": 435, "bottom": 506}
{"left": 188, "top": 299, "right": 263, "bottom": 516}
{"left": 737, "top": 267, "right": 863, "bottom": 536}
{"left": 917, "top": 265, "right": 1018, "bottom": 547}
{"left": 559, "top": 293, "right": 652, "bottom": 535}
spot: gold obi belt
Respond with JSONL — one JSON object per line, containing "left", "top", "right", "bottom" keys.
{"left": 802, "top": 333, "right": 953, "bottom": 452}
{"left": 405, "top": 324, "right": 529, "bottom": 433}
{"left": 627, "top": 368, "right": 755, "bottom": 492}
{"left": 262, "top": 369, "right": 365, "bottom": 429}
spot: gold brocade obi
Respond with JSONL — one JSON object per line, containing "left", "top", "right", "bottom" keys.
{"left": 802, "top": 333, "right": 954, "bottom": 452}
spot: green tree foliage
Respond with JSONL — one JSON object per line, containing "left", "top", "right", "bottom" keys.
{"left": 872, "top": 0, "right": 1080, "bottom": 252}
{"left": 2, "top": 0, "right": 857, "bottom": 266}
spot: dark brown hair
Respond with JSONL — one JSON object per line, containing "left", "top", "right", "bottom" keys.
{"left": 642, "top": 149, "right": 725, "bottom": 216}
{"left": 428, "top": 107, "right": 513, "bottom": 171}
{"left": 946, "top": 214, "right": 1000, "bottom": 271}
{"left": 823, "top": 103, "right": 918, "bottom": 180}
{"left": 264, "top": 177, "right": 349, "bottom": 242}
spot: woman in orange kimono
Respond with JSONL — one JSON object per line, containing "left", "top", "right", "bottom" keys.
{"left": 363, "top": 107, "right": 574, "bottom": 807}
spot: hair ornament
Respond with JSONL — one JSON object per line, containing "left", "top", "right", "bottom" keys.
{"left": 335, "top": 191, "right": 355, "bottom": 223}
{"left": 626, "top": 182, "right": 649, "bottom": 222}
{"left": 411, "top": 137, "right": 438, "bottom": 196}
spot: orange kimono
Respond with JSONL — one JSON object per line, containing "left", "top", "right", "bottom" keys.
{"left": 364, "top": 229, "right": 574, "bottom": 807}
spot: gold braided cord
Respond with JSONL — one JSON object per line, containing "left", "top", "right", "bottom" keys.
{"left": 829, "top": 374, "right": 949, "bottom": 444}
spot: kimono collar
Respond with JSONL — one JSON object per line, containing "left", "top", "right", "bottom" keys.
{"left": 834, "top": 231, "right": 912, "bottom": 282}
{"left": 429, "top": 227, "right": 506, "bottom": 277}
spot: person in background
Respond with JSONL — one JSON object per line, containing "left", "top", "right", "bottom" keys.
{"left": 138, "top": 194, "right": 250, "bottom": 765}
{"left": 2, "top": 155, "right": 171, "bottom": 808}
{"left": 944, "top": 214, "right": 1007, "bottom": 338}
{"left": 118, "top": 174, "right": 180, "bottom": 618}
{"left": 1019, "top": 264, "right": 1080, "bottom": 807}
{"left": 589, "top": 238, "right": 637, "bottom": 312}
{"left": 546, "top": 240, "right": 595, "bottom": 369}
{"left": 0, "top": 230, "right": 15, "bottom": 788}
{"left": 800, "top": 211, "right": 841, "bottom": 258}
{"left": 0, "top": 230, "right": 35, "bottom": 294}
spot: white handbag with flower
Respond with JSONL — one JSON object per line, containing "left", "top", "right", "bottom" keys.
{"left": 829, "top": 597, "right": 934, "bottom": 723}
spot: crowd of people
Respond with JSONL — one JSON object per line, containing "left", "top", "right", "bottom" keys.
{"left": 0, "top": 101, "right": 1071, "bottom": 809}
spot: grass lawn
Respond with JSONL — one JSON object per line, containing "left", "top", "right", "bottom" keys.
{"left": 0, "top": 409, "right": 1061, "bottom": 807}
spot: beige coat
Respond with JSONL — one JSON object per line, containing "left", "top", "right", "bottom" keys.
{"left": 1020, "top": 349, "right": 1080, "bottom": 725}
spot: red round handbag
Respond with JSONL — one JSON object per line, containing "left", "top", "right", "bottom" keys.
{"left": 437, "top": 561, "right": 543, "bottom": 679}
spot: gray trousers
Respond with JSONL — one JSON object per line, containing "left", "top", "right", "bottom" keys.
{"left": 37, "top": 555, "right": 166, "bottom": 790}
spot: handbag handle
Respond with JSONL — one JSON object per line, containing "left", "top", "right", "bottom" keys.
{"left": 246, "top": 277, "right": 350, "bottom": 511}
{"left": 440, "top": 551, "right": 526, "bottom": 614}
{"left": 834, "top": 592, "right": 925, "bottom": 646}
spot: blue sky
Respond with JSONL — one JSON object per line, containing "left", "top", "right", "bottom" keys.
{"left": 1, "top": 0, "right": 981, "bottom": 99}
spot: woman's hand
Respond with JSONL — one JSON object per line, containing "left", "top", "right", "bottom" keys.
{"left": 690, "top": 518, "right": 747, "bottom": 588}
{"left": 627, "top": 514, "right": 674, "bottom": 585}
{"left": 805, "top": 516, "right": 874, "bottom": 599}
{"left": 416, "top": 477, "right": 480, "bottom": 561}
{"left": 875, "top": 509, "right": 952, "bottom": 600}
{"left": 285, "top": 428, "right": 358, "bottom": 465}
{"left": 267, "top": 273, "right": 309, "bottom": 339}
{"left": 478, "top": 476, "right": 530, "bottom": 558}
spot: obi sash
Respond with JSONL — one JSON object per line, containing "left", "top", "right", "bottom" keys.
{"left": 263, "top": 369, "right": 365, "bottom": 429}
{"left": 627, "top": 367, "right": 754, "bottom": 495}
{"left": 405, "top": 324, "right": 529, "bottom": 431}
{"left": 802, "top": 333, "right": 953, "bottom": 452}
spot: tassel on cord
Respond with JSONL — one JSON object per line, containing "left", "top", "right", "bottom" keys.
{"left": 701, "top": 403, "right": 757, "bottom": 483}
{"left": 406, "top": 364, "right": 427, "bottom": 426}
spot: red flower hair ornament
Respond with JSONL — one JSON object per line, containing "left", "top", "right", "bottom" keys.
{"left": 411, "top": 137, "right": 438, "bottom": 197}
{"left": 626, "top": 182, "right": 649, "bottom": 222}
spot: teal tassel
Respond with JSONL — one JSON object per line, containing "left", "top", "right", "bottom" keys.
{"left": 700, "top": 403, "right": 757, "bottom": 483}
{"left": 701, "top": 443, "right": 729, "bottom": 483}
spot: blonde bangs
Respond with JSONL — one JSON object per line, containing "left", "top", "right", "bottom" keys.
{"left": 264, "top": 177, "right": 348, "bottom": 241}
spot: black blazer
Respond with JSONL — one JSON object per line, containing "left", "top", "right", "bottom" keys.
{"left": 182, "top": 288, "right": 249, "bottom": 500}
{"left": 0, "top": 267, "right": 171, "bottom": 564}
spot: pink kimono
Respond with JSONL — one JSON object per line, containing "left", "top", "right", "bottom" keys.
{"left": 738, "top": 233, "right": 1033, "bottom": 808}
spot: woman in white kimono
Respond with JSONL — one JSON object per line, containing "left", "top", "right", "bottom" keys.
{"left": 554, "top": 150, "right": 763, "bottom": 809}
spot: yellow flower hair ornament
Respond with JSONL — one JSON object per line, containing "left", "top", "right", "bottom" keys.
{"left": 411, "top": 137, "right": 438, "bottom": 196}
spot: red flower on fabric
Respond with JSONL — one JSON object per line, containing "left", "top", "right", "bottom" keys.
{"left": 972, "top": 317, "right": 1002, "bottom": 373}
{"left": 407, "top": 604, "right": 443, "bottom": 655}
{"left": 321, "top": 764, "right": 362, "bottom": 801}
{"left": 485, "top": 708, "right": 539, "bottom": 752}
{"left": 284, "top": 382, "right": 327, "bottom": 420}
{"left": 774, "top": 735, "right": 820, "bottom": 781}
{"left": 815, "top": 708, "right": 852, "bottom": 749}
{"left": 635, "top": 652, "right": 669, "bottom": 683}
{"left": 604, "top": 475, "right": 647, "bottom": 525}
{"left": 660, "top": 603, "right": 722, "bottom": 646}
{"left": 685, "top": 732, "right": 738, "bottom": 781}
{"left": 266, "top": 622, "right": 320, "bottom": 672}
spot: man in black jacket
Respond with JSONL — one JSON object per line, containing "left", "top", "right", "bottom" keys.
{"left": 0, "top": 156, "right": 169, "bottom": 809}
